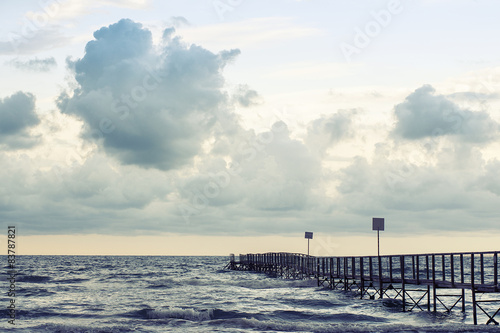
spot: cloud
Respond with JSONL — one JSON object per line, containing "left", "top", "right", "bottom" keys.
{"left": 4, "top": 19, "right": 499, "bottom": 238}
{"left": 176, "top": 121, "right": 325, "bottom": 232}
{"left": 7, "top": 57, "right": 57, "bottom": 72}
{"left": 392, "top": 85, "right": 499, "bottom": 143}
{"left": 331, "top": 137, "right": 500, "bottom": 233}
{"left": 58, "top": 19, "right": 241, "bottom": 171}
{"left": 234, "top": 123, "right": 322, "bottom": 211}
{"left": 305, "top": 109, "right": 358, "bottom": 154}
{"left": 0, "top": 26, "right": 72, "bottom": 55}
{"left": 166, "top": 16, "right": 190, "bottom": 28}
{"left": 476, "top": 159, "right": 500, "bottom": 196}
{"left": 232, "top": 84, "right": 261, "bottom": 107}
{"left": 0, "top": 91, "right": 41, "bottom": 149}
{"left": 0, "top": 152, "right": 173, "bottom": 235}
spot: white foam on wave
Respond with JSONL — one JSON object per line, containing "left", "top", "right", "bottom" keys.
{"left": 146, "top": 307, "right": 214, "bottom": 321}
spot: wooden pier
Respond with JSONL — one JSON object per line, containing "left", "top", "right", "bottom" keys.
{"left": 226, "top": 251, "right": 500, "bottom": 325}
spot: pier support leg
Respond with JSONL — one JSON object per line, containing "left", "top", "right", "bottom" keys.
{"left": 462, "top": 289, "right": 466, "bottom": 312}
{"left": 472, "top": 288, "right": 477, "bottom": 325}
{"left": 401, "top": 256, "right": 406, "bottom": 312}
{"left": 402, "top": 282, "right": 406, "bottom": 312}
{"left": 433, "top": 285, "right": 437, "bottom": 312}
{"left": 378, "top": 256, "right": 383, "bottom": 299}
{"left": 427, "top": 286, "right": 431, "bottom": 311}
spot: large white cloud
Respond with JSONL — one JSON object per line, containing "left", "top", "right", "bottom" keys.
{"left": 58, "top": 19, "right": 241, "bottom": 171}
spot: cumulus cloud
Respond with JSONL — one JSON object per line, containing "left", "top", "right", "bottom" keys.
{"left": 7, "top": 57, "right": 57, "bottom": 72}
{"left": 58, "top": 19, "right": 241, "bottom": 171}
{"left": 0, "top": 91, "right": 41, "bottom": 149}
{"left": 392, "top": 85, "right": 499, "bottom": 143}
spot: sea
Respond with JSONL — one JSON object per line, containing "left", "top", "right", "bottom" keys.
{"left": 1, "top": 255, "right": 500, "bottom": 332}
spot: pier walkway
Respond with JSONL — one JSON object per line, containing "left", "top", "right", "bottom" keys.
{"left": 226, "top": 251, "right": 500, "bottom": 325}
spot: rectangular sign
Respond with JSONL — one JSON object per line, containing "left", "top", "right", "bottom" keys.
{"left": 372, "top": 218, "right": 385, "bottom": 231}
{"left": 304, "top": 232, "right": 313, "bottom": 239}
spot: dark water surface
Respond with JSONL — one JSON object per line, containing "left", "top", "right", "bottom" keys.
{"left": 1, "top": 255, "right": 498, "bottom": 332}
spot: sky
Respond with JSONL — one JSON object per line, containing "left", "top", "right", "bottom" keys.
{"left": 1, "top": 0, "right": 500, "bottom": 255}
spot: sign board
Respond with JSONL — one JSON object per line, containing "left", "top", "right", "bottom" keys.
{"left": 372, "top": 218, "right": 385, "bottom": 231}
{"left": 305, "top": 232, "right": 313, "bottom": 239}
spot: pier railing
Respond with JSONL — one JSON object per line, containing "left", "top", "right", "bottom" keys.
{"left": 228, "top": 251, "right": 500, "bottom": 325}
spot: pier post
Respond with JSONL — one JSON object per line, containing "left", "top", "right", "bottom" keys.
{"left": 401, "top": 255, "right": 406, "bottom": 312}
{"left": 344, "top": 257, "right": 348, "bottom": 291}
{"left": 330, "top": 257, "right": 334, "bottom": 289}
{"left": 460, "top": 254, "right": 465, "bottom": 312}
{"left": 360, "top": 257, "right": 364, "bottom": 299}
{"left": 426, "top": 255, "right": 431, "bottom": 311}
{"left": 494, "top": 253, "right": 498, "bottom": 291}
{"left": 480, "top": 253, "right": 485, "bottom": 286}
{"left": 432, "top": 254, "right": 437, "bottom": 312}
{"left": 471, "top": 253, "right": 477, "bottom": 325}
{"left": 378, "top": 255, "right": 383, "bottom": 299}
{"left": 317, "top": 261, "right": 320, "bottom": 286}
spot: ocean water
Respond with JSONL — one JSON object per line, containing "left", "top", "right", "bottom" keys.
{"left": 1, "top": 255, "right": 499, "bottom": 332}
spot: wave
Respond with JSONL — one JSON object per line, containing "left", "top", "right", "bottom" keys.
{"left": 129, "top": 307, "right": 257, "bottom": 322}
{"left": 286, "top": 298, "right": 345, "bottom": 308}
{"left": 133, "top": 307, "right": 214, "bottom": 321}
{"left": 15, "top": 309, "right": 58, "bottom": 319}
{"left": 31, "top": 323, "right": 134, "bottom": 333}
{"left": 16, "top": 275, "right": 51, "bottom": 283}
{"left": 145, "top": 277, "right": 179, "bottom": 289}
{"left": 271, "top": 309, "right": 388, "bottom": 323}
{"left": 15, "top": 309, "right": 104, "bottom": 320}
{"left": 130, "top": 306, "right": 388, "bottom": 324}
{"left": 53, "top": 278, "right": 90, "bottom": 284}
{"left": 16, "top": 287, "right": 55, "bottom": 297}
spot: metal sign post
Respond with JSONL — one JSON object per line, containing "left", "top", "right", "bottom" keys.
{"left": 305, "top": 232, "right": 313, "bottom": 256}
{"left": 372, "top": 218, "right": 385, "bottom": 256}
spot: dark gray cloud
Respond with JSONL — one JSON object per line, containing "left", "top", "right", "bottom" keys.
{"left": 7, "top": 57, "right": 57, "bottom": 72}
{"left": 58, "top": 19, "right": 241, "bottom": 170}
{"left": 0, "top": 91, "right": 41, "bottom": 149}
{"left": 392, "top": 85, "right": 499, "bottom": 143}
